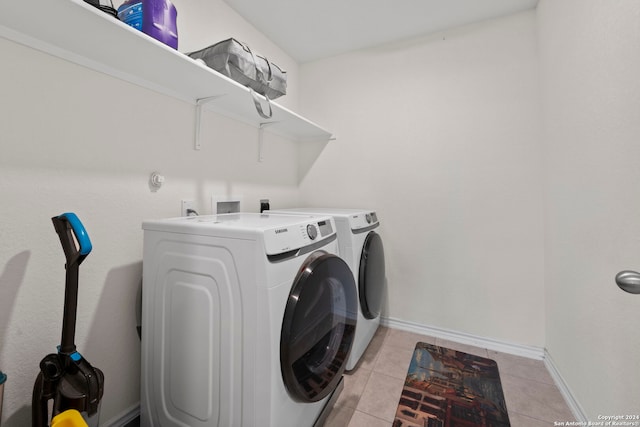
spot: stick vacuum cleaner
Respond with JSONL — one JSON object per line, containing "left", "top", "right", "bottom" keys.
{"left": 32, "top": 213, "right": 104, "bottom": 427}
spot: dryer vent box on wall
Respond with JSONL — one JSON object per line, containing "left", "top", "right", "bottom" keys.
{"left": 212, "top": 195, "right": 242, "bottom": 214}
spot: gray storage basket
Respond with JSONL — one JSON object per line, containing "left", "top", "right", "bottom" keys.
{"left": 188, "top": 38, "right": 287, "bottom": 101}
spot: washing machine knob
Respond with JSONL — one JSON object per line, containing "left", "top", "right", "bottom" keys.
{"left": 365, "top": 213, "right": 372, "bottom": 224}
{"left": 306, "top": 224, "right": 318, "bottom": 240}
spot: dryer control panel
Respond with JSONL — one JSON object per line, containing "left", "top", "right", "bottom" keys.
{"left": 349, "top": 211, "right": 379, "bottom": 232}
{"left": 264, "top": 218, "right": 335, "bottom": 255}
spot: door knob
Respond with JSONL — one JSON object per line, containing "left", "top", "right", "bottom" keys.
{"left": 615, "top": 270, "right": 640, "bottom": 294}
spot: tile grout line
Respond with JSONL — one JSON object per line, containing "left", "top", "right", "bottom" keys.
{"left": 359, "top": 369, "right": 406, "bottom": 423}
{"left": 354, "top": 408, "right": 396, "bottom": 425}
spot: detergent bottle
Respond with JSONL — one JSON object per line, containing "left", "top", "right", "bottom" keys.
{"left": 118, "top": 0, "right": 178, "bottom": 49}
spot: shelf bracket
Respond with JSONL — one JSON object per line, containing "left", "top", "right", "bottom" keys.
{"left": 194, "top": 95, "right": 224, "bottom": 150}
{"left": 258, "top": 122, "right": 278, "bottom": 162}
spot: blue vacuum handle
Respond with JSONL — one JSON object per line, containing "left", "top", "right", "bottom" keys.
{"left": 51, "top": 213, "right": 92, "bottom": 354}
{"left": 58, "top": 213, "right": 92, "bottom": 256}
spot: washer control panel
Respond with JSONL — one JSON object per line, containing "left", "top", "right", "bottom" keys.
{"left": 264, "top": 217, "right": 335, "bottom": 255}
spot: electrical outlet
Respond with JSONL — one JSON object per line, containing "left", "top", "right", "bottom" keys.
{"left": 181, "top": 200, "right": 196, "bottom": 216}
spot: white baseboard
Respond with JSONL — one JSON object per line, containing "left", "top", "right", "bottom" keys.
{"left": 101, "top": 403, "right": 140, "bottom": 427}
{"left": 544, "top": 350, "right": 589, "bottom": 422}
{"left": 381, "top": 316, "right": 545, "bottom": 359}
{"left": 381, "top": 316, "right": 589, "bottom": 422}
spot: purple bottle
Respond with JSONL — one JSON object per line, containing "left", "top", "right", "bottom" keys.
{"left": 118, "top": 0, "right": 178, "bottom": 49}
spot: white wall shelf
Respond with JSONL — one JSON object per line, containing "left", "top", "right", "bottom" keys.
{"left": 0, "top": 0, "right": 333, "bottom": 145}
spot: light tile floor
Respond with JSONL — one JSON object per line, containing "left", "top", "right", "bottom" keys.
{"left": 324, "top": 326, "right": 576, "bottom": 427}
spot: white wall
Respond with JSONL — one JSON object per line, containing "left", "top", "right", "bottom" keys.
{"left": 538, "top": 0, "right": 640, "bottom": 417}
{"left": 299, "top": 11, "right": 545, "bottom": 348}
{"left": 4, "top": 0, "right": 638, "bottom": 422}
{"left": 0, "top": 1, "right": 301, "bottom": 424}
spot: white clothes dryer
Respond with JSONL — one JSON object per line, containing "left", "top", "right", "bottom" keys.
{"left": 141, "top": 213, "right": 358, "bottom": 427}
{"left": 268, "top": 208, "right": 386, "bottom": 371}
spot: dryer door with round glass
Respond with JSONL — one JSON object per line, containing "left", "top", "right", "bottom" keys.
{"left": 280, "top": 251, "right": 357, "bottom": 402}
{"left": 358, "top": 231, "right": 385, "bottom": 320}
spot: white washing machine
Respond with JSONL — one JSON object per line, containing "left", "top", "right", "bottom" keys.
{"left": 141, "top": 213, "right": 358, "bottom": 427}
{"left": 268, "top": 208, "right": 386, "bottom": 371}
